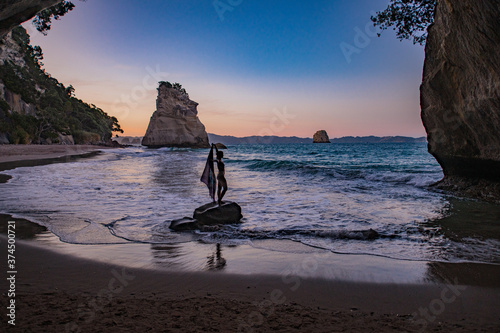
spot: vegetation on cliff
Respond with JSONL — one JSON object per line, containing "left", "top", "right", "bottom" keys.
{"left": 158, "top": 81, "right": 188, "bottom": 97}
{"left": 0, "top": 26, "right": 122, "bottom": 144}
{"left": 32, "top": 0, "right": 84, "bottom": 35}
{"left": 371, "top": 0, "right": 435, "bottom": 45}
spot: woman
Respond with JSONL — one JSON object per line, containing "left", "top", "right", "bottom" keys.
{"left": 213, "top": 144, "right": 227, "bottom": 205}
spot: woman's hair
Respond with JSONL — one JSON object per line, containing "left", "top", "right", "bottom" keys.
{"left": 217, "top": 151, "right": 224, "bottom": 159}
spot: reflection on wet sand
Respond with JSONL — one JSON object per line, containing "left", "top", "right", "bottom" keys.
{"left": 150, "top": 242, "right": 227, "bottom": 272}
{"left": 2, "top": 214, "right": 500, "bottom": 288}
{"left": 0, "top": 214, "right": 49, "bottom": 240}
{"left": 425, "top": 261, "right": 500, "bottom": 288}
{"left": 206, "top": 244, "right": 226, "bottom": 271}
{"left": 424, "top": 198, "right": 500, "bottom": 241}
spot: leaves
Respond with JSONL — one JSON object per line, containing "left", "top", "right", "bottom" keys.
{"left": 32, "top": 1, "right": 76, "bottom": 35}
{"left": 371, "top": 0, "right": 436, "bottom": 45}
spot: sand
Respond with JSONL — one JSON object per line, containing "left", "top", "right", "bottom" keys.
{"left": 1, "top": 145, "right": 500, "bottom": 332}
{"left": 0, "top": 235, "right": 499, "bottom": 332}
{"left": 0, "top": 144, "right": 107, "bottom": 163}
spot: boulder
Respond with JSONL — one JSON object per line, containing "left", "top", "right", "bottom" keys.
{"left": 0, "top": 132, "right": 9, "bottom": 144}
{"left": 142, "top": 83, "right": 210, "bottom": 148}
{"left": 57, "top": 133, "right": 74, "bottom": 145}
{"left": 169, "top": 217, "right": 199, "bottom": 231}
{"left": 313, "top": 130, "right": 331, "bottom": 143}
{"left": 420, "top": 0, "right": 500, "bottom": 201}
{"left": 193, "top": 201, "right": 242, "bottom": 226}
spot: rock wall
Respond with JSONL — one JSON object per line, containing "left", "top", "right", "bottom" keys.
{"left": 0, "top": 82, "right": 37, "bottom": 116}
{"left": 420, "top": 0, "right": 500, "bottom": 200}
{"left": 142, "top": 84, "right": 210, "bottom": 148}
{"left": 0, "top": 0, "right": 61, "bottom": 38}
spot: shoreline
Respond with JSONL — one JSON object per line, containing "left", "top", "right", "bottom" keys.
{"left": 1, "top": 233, "right": 500, "bottom": 332}
{"left": 0, "top": 144, "right": 109, "bottom": 183}
{"left": 1, "top": 144, "right": 499, "bottom": 331}
{"left": 2, "top": 213, "right": 500, "bottom": 288}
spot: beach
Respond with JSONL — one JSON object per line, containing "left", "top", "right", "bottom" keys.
{"left": 1, "top": 145, "right": 500, "bottom": 332}
{"left": 2, "top": 234, "right": 500, "bottom": 332}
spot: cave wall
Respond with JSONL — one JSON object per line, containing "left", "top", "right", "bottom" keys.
{"left": 421, "top": 0, "right": 500, "bottom": 183}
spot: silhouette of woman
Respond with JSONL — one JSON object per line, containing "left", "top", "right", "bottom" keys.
{"left": 213, "top": 144, "right": 227, "bottom": 205}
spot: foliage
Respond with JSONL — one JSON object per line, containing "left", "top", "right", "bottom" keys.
{"left": 371, "top": 0, "right": 436, "bottom": 45}
{"left": 32, "top": 1, "right": 75, "bottom": 35}
{"left": 159, "top": 81, "right": 188, "bottom": 96}
{"left": 0, "top": 26, "right": 122, "bottom": 144}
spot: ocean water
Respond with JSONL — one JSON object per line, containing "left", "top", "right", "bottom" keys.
{"left": 1, "top": 143, "right": 500, "bottom": 265}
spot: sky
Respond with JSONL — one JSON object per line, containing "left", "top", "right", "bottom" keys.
{"left": 24, "top": 0, "right": 427, "bottom": 138}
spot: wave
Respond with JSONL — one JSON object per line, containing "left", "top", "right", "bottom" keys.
{"left": 178, "top": 226, "right": 396, "bottom": 242}
{"left": 233, "top": 158, "right": 441, "bottom": 187}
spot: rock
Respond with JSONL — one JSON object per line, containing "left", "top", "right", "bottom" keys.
{"left": 142, "top": 83, "right": 210, "bottom": 148}
{"left": 420, "top": 0, "right": 500, "bottom": 201}
{"left": 130, "top": 137, "right": 142, "bottom": 145}
{"left": 57, "top": 133, "right": 74, "bottom": 145}
{"left": 169, "top": 217, "right": 199, "bottom": 231}
{"left": 361, "top": 228, "right": 379, "bottom": 240}
{"left": 193, "top": 201, "right": 243, "bottom": 226}
{"left": 313, "top": 130, "right": 330, "bottom": 143}
{"left": 102, "top": 139, "right": 123, "bottom": 147}
{"left": 0, "top": 132, "right": 9, "bottom": 144}
{"left": 214, "top": 143, "right": 227, "bottom": 149}
{"left": 0, "top": 82, "right": 37, "bottom": 116}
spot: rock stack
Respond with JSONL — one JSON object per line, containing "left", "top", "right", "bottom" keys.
{"left": 142, "top": 83, "right": 210, "bottom": 148}
{"left": 313, "top": 130, "right": 331, "bottom": 143}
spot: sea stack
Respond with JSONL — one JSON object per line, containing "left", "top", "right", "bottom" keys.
{"left": 142, "top": 82, "right": 210, "bottom": 148}
{"left": 420, "top": 0, "right": 500, "bottom": 201}
{"left": 313, "top": 130, "right": 331, "bottom": 143}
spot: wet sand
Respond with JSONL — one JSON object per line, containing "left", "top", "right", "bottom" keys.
{"left": 1, "top": 234, "right": 500, "bottom": 332}
{"left": 0, "top": 144, "right": 106, "bottom": 164}
{"left": 0, "top": 144, "right": 106, "bottom": 183}
{"left": 1, "top": 145, "right": 500, "bottom": 332}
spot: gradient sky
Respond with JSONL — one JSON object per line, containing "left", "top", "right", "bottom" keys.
{"left": 24, "top": 0, "right": 426, "bottom": 138}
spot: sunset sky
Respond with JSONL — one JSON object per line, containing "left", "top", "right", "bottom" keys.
{"left": 25, "top": 0, "right": 426, "bottom": 138}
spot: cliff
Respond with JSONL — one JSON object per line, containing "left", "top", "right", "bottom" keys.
{"left": 0, "top": 27, "right": 121, "bottom": 144}
{"left": 420, "top": 0, "right": 500, "bottom": 201}
{"left": 142, "top": 83, "right": 210, "bottom": 148}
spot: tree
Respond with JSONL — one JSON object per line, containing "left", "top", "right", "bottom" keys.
{"left": 371, "top": 0, "right": 436, "bottom": 45}
{"left": 32, "top": 45, "right": 44, "bottom": 67}
{"left": 65, "top": 84, "right": 75, "bottom": 97}
{"left": 32, "top": 0, "right": 87, "bottom": 35}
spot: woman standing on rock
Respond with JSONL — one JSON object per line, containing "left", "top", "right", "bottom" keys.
{"left": 213, "top": 144, "right": 227, "bottom": 205}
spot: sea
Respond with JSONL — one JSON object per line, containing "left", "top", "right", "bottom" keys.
{"left": 1, "top": 143, "right": 500, "bottom": 267}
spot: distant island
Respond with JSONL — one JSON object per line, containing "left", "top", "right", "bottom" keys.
{"left": 208, "top": 134, "right": 426, "bottom": 145}
{"left": 116, "top": 134, "right": 426, "bottom": 146}
{"left": 330, "top": 136, "right": 426, "bottom": 143}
